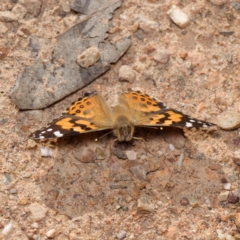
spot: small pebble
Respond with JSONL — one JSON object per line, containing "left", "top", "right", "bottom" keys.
{"left": 117, "top": 230, "right": 127, "bottom": 239}
{"left": 228, "top": 192, "right": 239, "bottom": 203}
{"left": 161, "top": 128, "right": 185, "bottom": 149}
{"left": 195, "top": 152, "right": 205, "bottom": 161}
{"left": 28, "top": 203, "right": 48, "bottom": 221}
{"left": 220, "top": 215, "right": 228, "bottom": 222}
{"left": 216, "top": 229, "right": 225, "bottom": 240}
{"left": 189, "top": 196, "right": 199, "bottom": 207}
{"left": 12, "top": 3, "right": 27, "bottom": 19}
{"left": 96, "top": 147, "right": 107, "bottom": 160}
{"left": 221, "top": 178, "right": 228, "bottom": 183}
{"left": 180, "top": 197, "right": 189, "bottom": 206}
{"left": 169, "top": 144, "right": 175, "bottom": 151}
{"left": 0, "top": 48, "right": 8, "bottom": 60}
{"left": 167, "top": 5, "right": 191, "bottom": 29}
{"left": 153, "top": 48, "right": 170, "bottom": 64}
{"left": 130, "top": 165, "right": 147, "bottom": 180}
{"left": 76, "top": 47, "right": 101, "bottom": 69}
{"left": 40, "top": 147, "right": 52, "bottom": 157}
{"left": 61, "top": 0, "right": 71, "bottom": 12}
{"left": 0, "top": 11, "right": 18, "bottom": 22}
{"left": 46, "top": 229, "right": 57, "bottom": 238}
{"left": 10, "top": 189, "right": 17, "bottom": 194}
{"left": 125, "top": 150, "right": 137, "bottom": 160}
{"left": 217, "top": 111, "right": 240, "bottom": 130}
{"left": 113, "top": 148, "right": 127, "bottom": 160}
{"left": 176, "top": 152, "right": 184, "bottom": 168}
{"left": 2, "top": 223, "right": 12, "bottom": 236}
{"left": 233, "top": 157, "right": 240, "bottom": 166}
{"left": 223, "top": 183, "right": 231, "bottom": 190}
{"left": 138, "top": 15, "right": 159, "bottom": 33}
{"left": 180, "top": 52, "right": 188, "bottom": 59}
{"left": 3, "top": 175, "right": 12, "bottom": 185}
{"left": 137, "top": 194, "right": 155, "bottom": 213}
{"left": 231, "top": 2, "right": 240, "bottom": 10}
{"left": 210, "top": 0, "right": 227, "bottom": 6}
{"left": 218, "top": 191, "right": 229, "bottom": 202}
{"left": 118, "top": 65, "right": 136, "bottom": 83}
{"left": 209, "top": 163, "right": 220, "bottom": 171}
{"left": 27, "top": 139, "right": 37, "bottom": 148}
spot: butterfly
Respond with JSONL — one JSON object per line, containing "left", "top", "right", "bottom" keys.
{"left": 29, "top": 90, "right": 216, "bottom": 141}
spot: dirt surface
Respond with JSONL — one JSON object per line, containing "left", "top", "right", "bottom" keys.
{"left": 1, "top": 0, "right": 240, "bottom": 239}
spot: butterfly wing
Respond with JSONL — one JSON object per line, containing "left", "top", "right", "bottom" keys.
{"left": 29, "top": 91, "right": 114, "bottom": 139}
{"left": 118, "top": 91, "right": 215, "bottom": 128}
{"left": 138, "top": 108, "right": 215, "bottom": 128}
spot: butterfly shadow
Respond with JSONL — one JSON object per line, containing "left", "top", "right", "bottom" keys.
{"left": 36, "top": 127, "right": 225, "bottom": 219}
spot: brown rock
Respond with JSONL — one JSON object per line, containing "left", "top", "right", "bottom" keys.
{"left": 137, "top": 194, "right": 155, "bottom": 213}
{"left": 130, "top": 165, "right": 147, "bottom": 180}
{"left": 228, "top": 192, "right": 239, "bottom": 204}
{"left": 161, "top": 128, "right": 186, "bottom": 149}
{"left": 180, "top": 197, "right": 189, "bottom": 206}
{"left": 73, "top": 148, "right": 95, "bottom": 163}
{"left": 233, "top": 157, "right": 240, "bottom": 166}
{"left": 208, "top": 163, "right": 220, "bottom": 170}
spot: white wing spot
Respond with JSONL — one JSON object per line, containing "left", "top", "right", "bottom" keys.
{"left": 203, "top": 124, "right": 208, "bottom": 128}
{"left": 47, "top": 128, "right": 53, "bottom": 131}
{"left": 54, "top": 131, "right": 64, "bottom": 137}
{"left": 39, "top": 136, "right": 45, "bottom": 139}
{"left": 189, "top": 119, "right": 195, "bottom": 122}
{"left": 185, "top": 122, "right": 193, "bottom": 127}
{"left": 41, "top": 131, "right": 46, "bottom": 134}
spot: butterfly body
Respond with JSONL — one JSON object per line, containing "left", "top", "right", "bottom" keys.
{"left": 29, "top": 90, "right": 215, "bottom": 140}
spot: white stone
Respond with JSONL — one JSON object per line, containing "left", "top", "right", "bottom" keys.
{"left": 167, "top": 5, "right": 191, "bottom": 29}
{"left": 117, "top": 230, "right": 127, "bottom": 239}
{"left": 28, "top": 203, "right": 48, "bottom": 221}
{"left": 218, "top": 111, "right": 240, "bottom": 130}
{"left": 119, "top": 65, "right": 136, "bottom": 83}
{"left": 153, "top": 48, "right": 170, "bottom": 64}
{"left": 46, "top": 229, "right": 57, "bottom": 238}
{"left": 216, "top": 230, "right": 225, "bottom": 240}
{"left": 169, "top": 143, "right": 175, "bottom": 151}
{"left": 138, "top": 15, "right": 159, "bottom": 33}
{"left": 61, "top": 0, "right": 71, "bottom": 13}
{"left": 223, "top": 183, "right": 231, "bottom": 190}
{"left": 176, "top": 152, "right": 184, "bottom": 168}
{"left": 77, "top": 47, "right": 101, "bottom": 69}
{"left": 2, "top": 223, "right": 13, "bottom": 236}
{"left": 126, "top": 150, "right": 137, "bottom": 160}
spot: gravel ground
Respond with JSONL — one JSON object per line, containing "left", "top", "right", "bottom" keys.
{"left": 1, "top": 0, "right": 240, "bottom": 239}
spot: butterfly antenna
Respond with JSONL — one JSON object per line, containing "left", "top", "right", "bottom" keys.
{"left": 95, "top": 131, "right": 113, "bottom": 141}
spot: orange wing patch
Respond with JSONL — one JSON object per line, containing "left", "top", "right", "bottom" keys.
{"left": 119, "top": 90, "right": 167, "bottom": 113}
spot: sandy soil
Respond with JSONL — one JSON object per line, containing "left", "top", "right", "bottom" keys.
{"left": 1, "top": 0, "right": 240, "bottom": 239}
